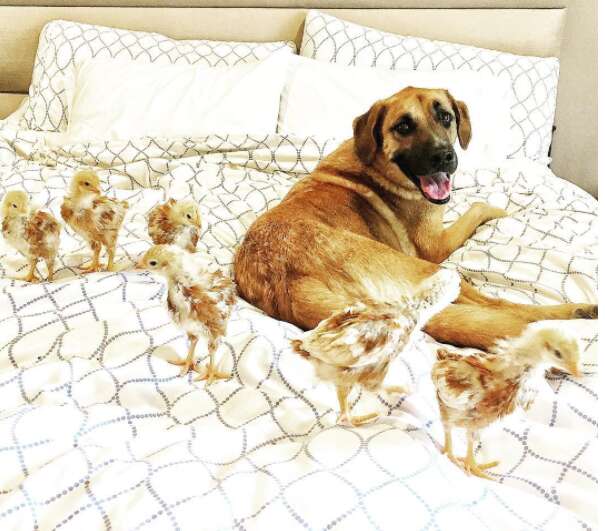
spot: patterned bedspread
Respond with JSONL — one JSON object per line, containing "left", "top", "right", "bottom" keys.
{"left": 0, "top": 115, "right": 598, "bottom": 530}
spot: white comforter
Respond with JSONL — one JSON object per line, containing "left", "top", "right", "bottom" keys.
{"left": 0, "top": 116, "right": 598, "bottom": 531}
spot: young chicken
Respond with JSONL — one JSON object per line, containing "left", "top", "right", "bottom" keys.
{"left": 432, "top": 324, "right": 580, "bottom": 479}
{"left": 148, "top": 199, "right": 202, "bottom": 253}
{"left": 1, "top": 191, "right": 61, "bottom": 282}
{"left": 292, "top": 268, "right": 460, "bottom": 427}
{"left": 61, "top": 169, "right": 128, "bottom": 273}
{"left": 137, "top": 244, "right": 236, "bottom": 384}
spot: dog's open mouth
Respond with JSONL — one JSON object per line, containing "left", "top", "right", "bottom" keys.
{"left": 394, "top": 157, "right": 453, "bottom": 204}
{"left": 416, "top": 172, "right": 452, "bottom": 204}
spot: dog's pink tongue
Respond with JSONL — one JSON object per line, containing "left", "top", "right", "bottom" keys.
{"left": 418, "top": 172, "right": 451, "bottom": 200}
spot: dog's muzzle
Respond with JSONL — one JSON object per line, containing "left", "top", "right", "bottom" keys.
{"left": 394, "top": 149, "right": 457, "bottom": 205}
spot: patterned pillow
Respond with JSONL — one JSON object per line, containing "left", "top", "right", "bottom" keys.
{"left": 300, "top": 10, "right": 559, "bottom": 163}
{"left": 22, "top": 20, "right": 297, "bottom": 132}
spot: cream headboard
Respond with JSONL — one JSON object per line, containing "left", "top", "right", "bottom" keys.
{"left": 0, "top": 0, "right": 596, "bottom": 196}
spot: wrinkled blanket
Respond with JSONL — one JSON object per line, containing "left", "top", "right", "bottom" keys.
{"left": 0, "top": 116, "right": 598, "bottom": 531}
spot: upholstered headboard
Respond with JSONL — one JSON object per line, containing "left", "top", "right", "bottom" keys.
{"left": 0, "top": 0, "right": 596, "bottom": 196}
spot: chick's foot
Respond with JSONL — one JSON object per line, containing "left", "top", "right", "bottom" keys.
{"left": 194, "top": 365, "right": 231, "bottom": 385}
{"left": 337, "top": 411, "right": 379, "bottom": 427}
{"left": 79, "top": 261, "right": 102, "bottom": 273}
{"left": 168, "top": 357, "right": 197, "bottom": 377}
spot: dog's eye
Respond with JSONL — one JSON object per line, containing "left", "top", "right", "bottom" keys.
{"left": 394, "top": 118, "right": 415, "bottom": 136}
{"left": 439, "top": 111, "right": 452, "bottom": 126}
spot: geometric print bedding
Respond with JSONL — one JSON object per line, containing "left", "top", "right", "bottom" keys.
{"left": 21, "top": 19, "right": 296, "bottom": 133}
{"left": 300, "top": 10, "right": 560, "bottom": 164}
{"left": 0, "top": 118, "right": 598, "bottom": 529}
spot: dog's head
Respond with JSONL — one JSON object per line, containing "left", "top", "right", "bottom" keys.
{"left": 353, "top": 86, "right": 471, "bottom": 205}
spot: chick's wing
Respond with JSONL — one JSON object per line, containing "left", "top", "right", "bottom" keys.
{"left": 432, "top": 353, "right": 489, "bottom": 411}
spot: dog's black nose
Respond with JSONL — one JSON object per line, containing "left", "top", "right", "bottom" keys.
{"left": 431, "top": 149, "right": 457, "bottom": 171}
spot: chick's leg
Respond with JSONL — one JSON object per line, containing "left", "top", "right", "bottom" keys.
{"left": 170, "top": 334, "right": 197, "bottom": 376}
{"left": 194, "top": 341, "right": 231, "bottom": 385}
{"left": 45, "top": 256, "right": 56, "bottom": 282}
{"left": 336, "top": 385, "right": 378, "bottom": 427}
{"left": 462, "top": 431, "right": 497, "bottom": 480}
{"left": 79, "top": 241, "right": 101, "bottom": 273}
{"left": 106, "top": 241, "right": 118, "bottom": 272}
{"left": 169, "top": 334, "right": 198, "bottom": 376}
{"left": 442, "top": 426, "right": 455, "bottom": 461}
{"left": 16, "top": 259, "right": 39, "bottom": 283}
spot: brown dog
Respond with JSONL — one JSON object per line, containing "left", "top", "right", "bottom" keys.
{"left": 234, "top": 87, "right": 596, "bottom": 350}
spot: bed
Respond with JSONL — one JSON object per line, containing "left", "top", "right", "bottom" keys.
{"left": 0, "top": 2, "right": 598, "bottom": 530}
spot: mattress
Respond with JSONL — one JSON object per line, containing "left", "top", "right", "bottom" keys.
{"left": 0, "top": 111, "right": 598, "bottom": 530}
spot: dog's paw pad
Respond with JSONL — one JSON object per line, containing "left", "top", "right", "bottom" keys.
{"left": 573, "top": 305, "right": 598, "bottom": 319}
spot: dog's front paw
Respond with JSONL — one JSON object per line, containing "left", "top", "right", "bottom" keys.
{"left": 472, "top": 202, "right": 508, "bottom": 223}
{"left": 573, "top": 304, "right": 598, "bottom": 319}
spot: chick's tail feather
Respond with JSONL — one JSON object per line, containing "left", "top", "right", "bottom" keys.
{"left": 403, "top": 268, "right": 461, "bottom": 327}
{"left": 290, "top": 300, "right": 420, "bottom": 373}
{"left": 436, "top": 348, "right": 449, "bottom": 361}
{"left": 291, "top": 338, "right": 310, "bottom": 358}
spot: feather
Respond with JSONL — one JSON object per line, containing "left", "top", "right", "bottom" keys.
{"left": 148, "top": 199, "right": 201, "bottom": 253}
{"left": 431, "top": 324, "right": 580, "bottom": 431}
{"left": 294, "top": 267, "right": 460, "bottom": 393}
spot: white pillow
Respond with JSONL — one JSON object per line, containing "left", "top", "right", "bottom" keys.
{"left": 278, "top": 56, "right": 514, "bottom": 167}
{"left": 300, "top": 10, "right": 560, "bottom": 164}
{"left": 21, "top": 19, "right": 296, "bottom": 133}
{"left": 64, "top": 52, "right": 290, "bottom": 142}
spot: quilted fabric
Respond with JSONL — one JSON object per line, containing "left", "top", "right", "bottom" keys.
{"left": 21, "top": 20, "right": 296, "bottom": 133}
{"left": 300, "top": 10, "right": 560, "bottom": 164}
{"left": 0, "top": 118, "right": 598, "bottom": 529}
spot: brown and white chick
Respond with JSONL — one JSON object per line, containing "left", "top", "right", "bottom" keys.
{"left": 148, "top": 199, "right": 202, "bottom": 253}
{"left": 137, "top": 244, "right": 237, "bottom": 384}
{"left": 61, "top": 170, "right": 128, "bottom": 273}
{"left": 432, "top": 324, "right": 580, "bottom": 479}
{"left": 292, "top": 268, "right": 460, "bottom": 427}
{"left": 2, "top": 191, "right": 61, "bottom": 282}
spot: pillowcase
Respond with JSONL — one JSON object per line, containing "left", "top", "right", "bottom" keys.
{"left": 21, "top": 19, "right": 296, "bottom": 133}
{"left": 278, "top": 55, "right": 514, "bottom": 167}
{"left": 300, "top": 10, "right": 559, "bottom": 164}
{"left": 64, "top": 52, "right": 291, "bottom": 142}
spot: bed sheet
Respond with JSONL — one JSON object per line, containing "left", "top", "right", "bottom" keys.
{"left": 0, "top": 119, "right": 598, "bottom": 530}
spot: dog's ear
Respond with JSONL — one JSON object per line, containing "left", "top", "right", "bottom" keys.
{"left": 446, "top": 93, "right": 472, "bottom": 150}
{"left": 353, "top": 101, "right": 386, "bottom": 165}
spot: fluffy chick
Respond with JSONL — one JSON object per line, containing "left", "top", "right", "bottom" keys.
{"left": 148, "top": 199, "right": 202, "bottom": 253}
{"left": 292, "top": 268, "right": 460, "bottom": 427}
{"left": 432, "top": 324, "right": 580, "bottom": 479}
{"left": 61, "top": 170, "right": 128, "bottom": 273}
{"left": 137, "top": 244, "right": 236, "bottom": 383}
{"left": 1, "top": 191, "right": 61, "bottom": 282}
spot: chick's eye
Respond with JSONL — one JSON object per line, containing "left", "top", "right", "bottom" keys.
{"left": 554, "top": 350, "right": 562, "bottom": 359}
{"left": 149, "top": 260, "right": 157, "bottom": 267}
{"left": 394, "top": 118, "right": 415, "bottom": 136}
{"left": 12, "top": 203, "right": 17, "bottom": 208}
{"left": 186, "top": 214, "right": 192, "bottom": 220}
{"left": 84, "top": 182, "right": 90, "bottom": 187}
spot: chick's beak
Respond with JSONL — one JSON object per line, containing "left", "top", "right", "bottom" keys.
{"left": 568, "top": 362, "right": 581, "bottom": 378}
{"left": 135, "top": 258, "right": 146, "bottom": 270}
